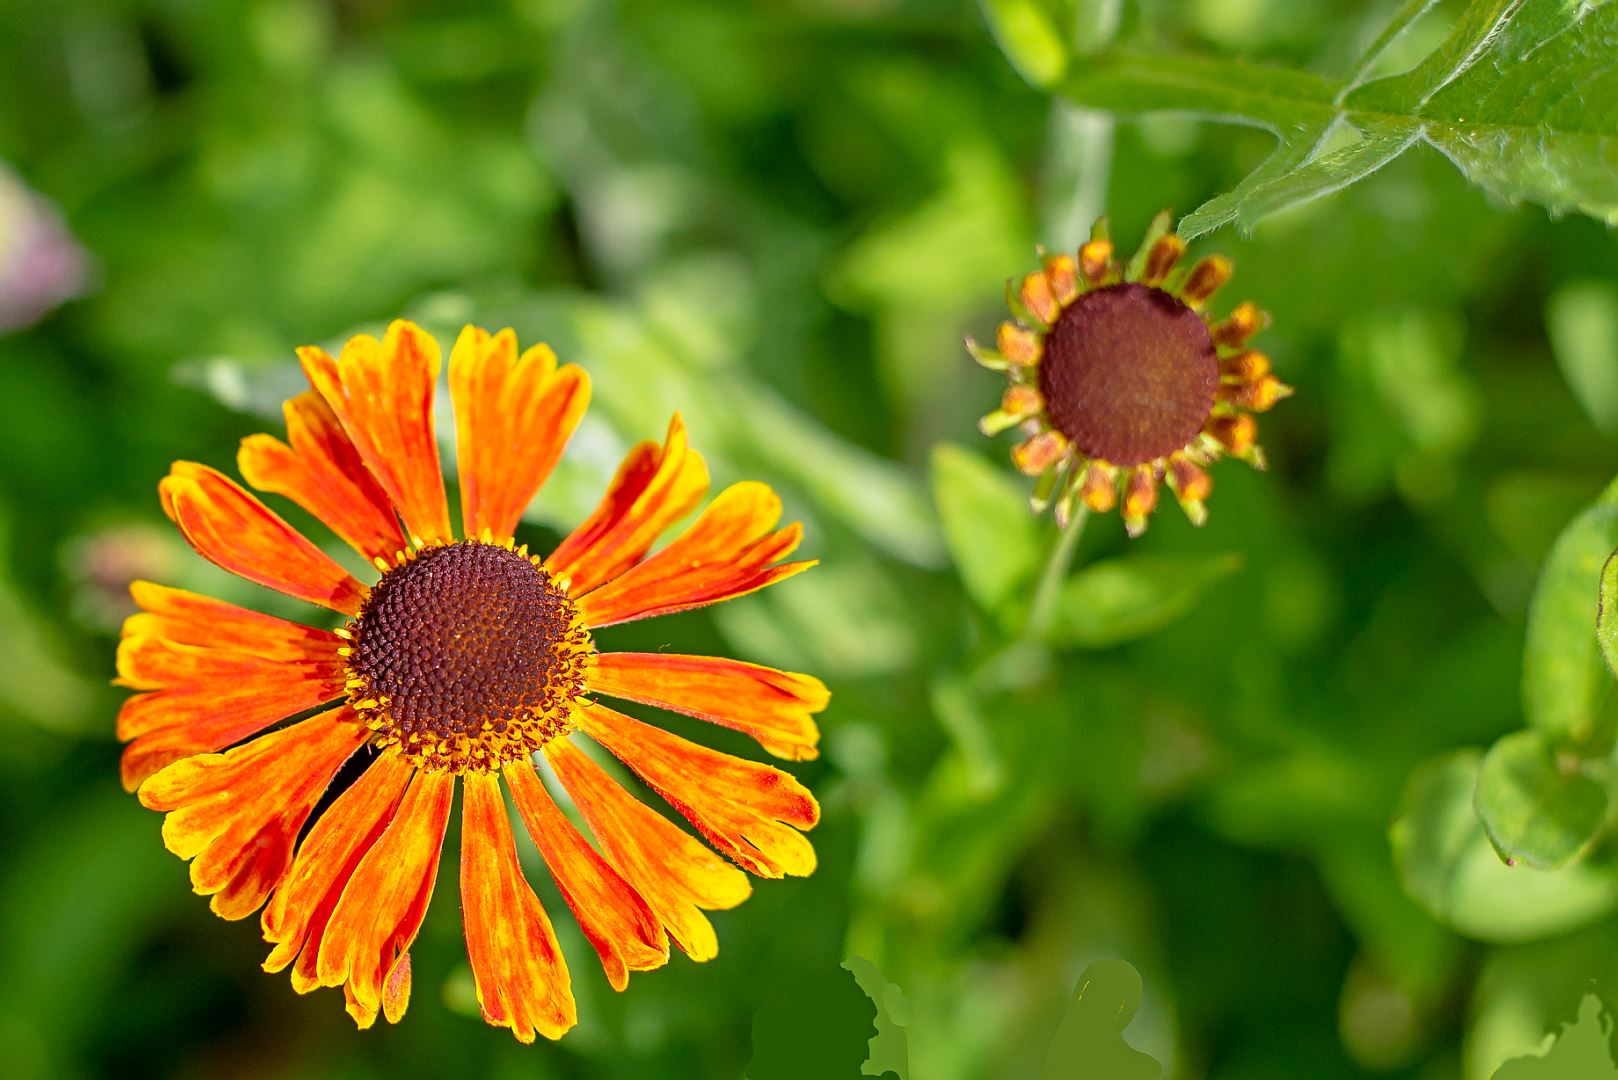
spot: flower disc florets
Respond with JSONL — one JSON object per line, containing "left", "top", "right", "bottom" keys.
{"left": 342, "top": 539, "right": 592, "bottom": 772}
{"left": 1039, "top": 283, "right": 1219, "bottom": 466}
{"left": 968, "top": 211, "right": 1291, "bottom": 536}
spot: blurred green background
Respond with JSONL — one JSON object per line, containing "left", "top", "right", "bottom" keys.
{"left": 3, "top": 0, "right": 1618, "bottom": 1077}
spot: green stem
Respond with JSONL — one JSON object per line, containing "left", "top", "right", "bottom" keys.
{"left": 1042, "top": 0, "right": 1124, "bottom": 248}
{"left": 1025, "top": 507, "right": 1089, "bottom": 639}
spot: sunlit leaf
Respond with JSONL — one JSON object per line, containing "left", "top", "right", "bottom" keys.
{"left": 979, "top": 0, "right": 1070, "bottom": 89}
{"left": 1522, "top": 478, "right": 1618, "bottom": 752}
{"left": 1043, "top": 0, "right": 1618, "bottom": 236}
{"left": 1474, "top": 730, "right": 1608, "bottom": 870}
{"left": 1600, "top": 546, "right": 1618, "bottom": 683}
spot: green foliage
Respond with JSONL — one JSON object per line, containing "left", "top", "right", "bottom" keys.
{"left": 931, "top": 443, "right": 1042, "bottom": 620}
{"left": 980, "top": 0, "right": 1072, "bottom": 88}
{"left": 1598, "top": 542, "right": 1618, "bottom": 684}
{"left": 1521, "top": 478, "right": 1618, "bottom": 751}
{"left": 3, "top": 0, "right": 1617, "bottom": 1077}
{"left": 1022, "top": 0, "right": 1618, "bottom": 235}
{"left": 1392, "top": 752, "right": 1618, "bottom": 943}
{"left": 1474, "top": 730, "right": 1608, "bottom": 869}
{"left": 1548, "top": 282, "right": 1618, "bottom": 436}
{"left": 1043, "top": 551, "right": 1240, "bottom": 648}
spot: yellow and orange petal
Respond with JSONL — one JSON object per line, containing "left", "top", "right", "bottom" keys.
{"left": 545, "top": 414, "right": 710, "bottom": 595}
{"left": 460, "top": 770, "right": 576, "bottom": 1042}
{"left": 590, "top": 652, "right": 826, "bottom": 761}
{"left": 315, "top": 768, "right": 453, "bottom": 1028}
{"left": 970, "top": 212, "right": 1290, "bottom": 534}
{"left": 577, "top": 703, "right": 819, "bottom": 879}
{"left": 577, "top": 481, "right": 813, "bottom": 628}
{"left": 239, "top": 391, "right": 408, "bottom": 562}
{"left": 115, "top": 612, "right": 347, "bottom": 789}
{"left": 262, "top": 751, "right": 414, "bottom": 991}
{"left": 450, "top": 326, "right": 590, "bottom": 543}
{"left": 160, "top": 462, "right": 367, "bottom": 612}
{"left": 299, "top": 321, "right": 452, "bottom": 545}
{"left": 120, "top": 318, "right": 824, "bottom": 1042}
{"left": 504, "top": 759, "right": 668, "bottom": 991}
{"left": 546, "top": 737, "right": 751, "bottom": 962}
{"left": 138, "top": 709, "right": 367, "bottom": 919}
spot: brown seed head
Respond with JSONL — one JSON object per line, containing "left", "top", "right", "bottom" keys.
{"left": 1037, "top": 284, "right": 1218, "bottom": 467}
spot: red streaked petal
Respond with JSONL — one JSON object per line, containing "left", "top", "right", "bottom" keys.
{"left": 449, "top": 326, "right": 591, "bottom": 543}
{"left": 315, "top": 767, "right": 452, "bottom": 1027}
{"left": 503, "top": 759, "right": 668, "bottom": 991}
{"left": 114, "top": 630, "right": 341, "bottom": 693}
{"left": 299, "top": 320, "right": 452, "bottom": 545}
{"left": 460, "top": 771, "right": 577, "bottom": 1042}
{"left": 239, "top": 391, "right": 407, "bottom": 561}
{"left": 545, "top": 414, "right": 709, "bottom": 596}
{"left": 116, "top": 664, "right": 346, "bottom": 791}
{"left": 576, "top": 704, "right": 819, "bottom": 879}
{"left": 123, "top": 581, "right": 339, "bottom": 662}
{"left": 262, "top": 751, "right": 413, "bottom": 991}
{"left": 590, "top": 652, "right": 826, "bottom": 761}
{"left": 159, "top": 462, "right": 367, "bottom": 614}
{"left": 545, "top": 737, "right": 749, "bottom": 962}
{"left": 137, "top": 709, "right": 367, "bottom": 920}
{"left": 577, "top": 481, "right": 811, "bottom": 628}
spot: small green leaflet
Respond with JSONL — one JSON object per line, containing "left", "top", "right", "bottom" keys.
{"left": 989, "top": 0, "right": 1618, "bottom": 236}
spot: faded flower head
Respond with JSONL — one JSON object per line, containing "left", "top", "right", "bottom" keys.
{"left": 970, "top": 212, "right": 1289, "bottom": 536}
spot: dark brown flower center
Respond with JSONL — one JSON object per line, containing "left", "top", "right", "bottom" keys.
{"left": 1038, "top": 283, "right": 1218, "bottom": 466}
{"left": 347, "top": 541, "right": 590, "bottom": 771}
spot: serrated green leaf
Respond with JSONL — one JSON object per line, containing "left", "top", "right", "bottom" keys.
{"left": 1474, "top": 729, "right": 1608, "bottom": 870}
{"left": 1048, "top": 0, "right": 1618, "bottom": 236}
{"left": 1392, "top": 751, "right": 1618, "bottom": 943}
{"left": 930, "top": 443, "right": 1044, "bottom": 618}
{"left": 1522, "top": 479, "right": 1618, "bottom": 751}
{"left": 1044, "top": 551, "right": 1240, "bottom": 648}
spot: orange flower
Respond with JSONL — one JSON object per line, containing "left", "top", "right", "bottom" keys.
{"left": 119, "top": 321, "right": 825, "bottom": 1042}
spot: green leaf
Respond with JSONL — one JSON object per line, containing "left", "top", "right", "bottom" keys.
{"left": 930, "top": 443, "right": 1044, "bottom": 618}
{"left": 1548, "top": 281, "right": 1618, "bottom": 436}
{"left": 1391, "top": 751, "right": 1618, "bottom": 943}
{"left": 979, "top": 0, "right": 1071, "bottom": 89}
{"left": 1044, "top": 551, "right": 1241, "bottom": 648}
{"left": 1474, "top": 730, "right": 1608, "bottom": 870}
{"left": 1522, "top": 479, "right": 1618, "bottom": 750}
{"left": 1047, "top": 0, "right": 1618, "bottom": 237}
{"left": 1347, "top": 0, "right": 1618, "bottom": 224}
{"left": 1600, "top": 547, "right": 1618, "bottom": 685}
